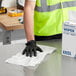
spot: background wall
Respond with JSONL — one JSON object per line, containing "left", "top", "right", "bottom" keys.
{"left": 2, "top": 0, "right": 16, "bottom": 7}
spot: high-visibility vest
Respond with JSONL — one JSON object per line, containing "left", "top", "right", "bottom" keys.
{"left": 34, "top": 0, "right": 76, "bottom": 36}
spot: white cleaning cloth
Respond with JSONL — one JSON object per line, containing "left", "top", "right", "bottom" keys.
{"left": 5, "top": 45, "right": 56, "bottom": 67}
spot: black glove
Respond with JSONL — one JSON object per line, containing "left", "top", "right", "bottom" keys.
{"left": 22, "top": 40, "right": 43, "bottom": 57}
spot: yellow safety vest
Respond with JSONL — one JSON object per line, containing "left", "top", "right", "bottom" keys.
{"left": 34, "top": 0, "right": 76, "bottom": 36}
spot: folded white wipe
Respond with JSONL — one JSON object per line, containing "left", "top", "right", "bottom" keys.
{"left": 5, "top": 45, "right": 56, "bottom": 68}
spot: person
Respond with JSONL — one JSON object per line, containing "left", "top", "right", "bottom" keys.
{"left": 22, "top": 0, "right": 76, "bottom": 57}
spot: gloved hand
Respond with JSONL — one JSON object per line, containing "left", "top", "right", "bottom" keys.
{"left": 22, "top": 40, "right": 43, "bottom": 57}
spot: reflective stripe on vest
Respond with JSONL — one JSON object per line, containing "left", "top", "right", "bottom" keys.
{"left": 35, "top": 0, "right": 76, "bottom": 12}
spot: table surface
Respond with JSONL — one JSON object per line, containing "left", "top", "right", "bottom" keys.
{"left": 0, "top": 38, "right": 76, "bottom": 76}
{"left": 0, "top": 8, "right": 24, "bottom": 30}
{"left": 0, "top": 39, "right": 61, "bottom": 76}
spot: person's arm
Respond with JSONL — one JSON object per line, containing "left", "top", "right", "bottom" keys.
{"left": 24, "top": 0, "right": 36, "bottom": 42}
{"left": 22, "top": 0, "right": 43, "bottom": 57}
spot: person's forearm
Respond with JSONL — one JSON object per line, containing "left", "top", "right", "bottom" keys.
{"left": 24, "top": 2, "right": 35, "bottom": 42}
